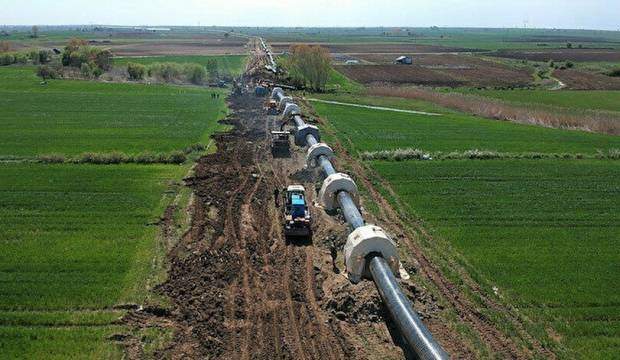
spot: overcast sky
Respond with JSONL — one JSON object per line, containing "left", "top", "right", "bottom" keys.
{"left": 1, "top": 0, "right": 619, "bottom": 30}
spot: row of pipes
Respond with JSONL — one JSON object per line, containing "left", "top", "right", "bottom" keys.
{"left": 259, "top": 37, "right": 277, "bottom": 73}
{"left": 270, "top": 87, "right": 449, "bottom": 360}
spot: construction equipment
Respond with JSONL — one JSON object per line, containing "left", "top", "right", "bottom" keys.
{"left": 283, "top": 185, "right": 312, "bottom": 238}
{"left": 267, "top": 99, "right": 278, "bottom": 115}
{"left": 271, "top": 131, "right": 291, "bottom": 157}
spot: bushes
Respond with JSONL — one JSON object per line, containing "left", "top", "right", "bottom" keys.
{"left": 61, "top": 39, "right": 112, "bottom": 76}
{"left": 38, "top": 150, "right": 189, "bottom": 165}
{"left": 286, "top": 44, "right": 332, "bottom": 91}
{"left": 609, "top": 68, "right": 620, "bottom": 77}
{"left": 146, "top": 62, "right": 207, "bottom": 84}
{"left": 127, "top": 62, "right": 146, "bottom": 80}
{"left": 0, "top": 53, "right": 15, "bottom": 65}
{"left": 360, "top": 148, "right": 620, "bottom": 161}
{"left": 36, "top": 65, "right": 59, "bottom": 80}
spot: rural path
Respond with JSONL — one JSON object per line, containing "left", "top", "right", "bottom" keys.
{"left": 306, "top": 98, "right": 442, "bottom": 116}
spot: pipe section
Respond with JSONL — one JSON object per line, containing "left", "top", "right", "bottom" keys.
{"left": 275, "top": 89, "right": 448, "bottom": 359}
{"left": 370, "top": 256, "right": 449, "bottom": 360}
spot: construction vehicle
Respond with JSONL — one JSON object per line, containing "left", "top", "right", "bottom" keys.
{"left": 271, "top": 131, "right": 290, "bottom": 157}
{"left": 283, "top": 185, "right": 312, "bottom": 238}
{"left": 267, "top": 99, "right": 278, "bottom": 115}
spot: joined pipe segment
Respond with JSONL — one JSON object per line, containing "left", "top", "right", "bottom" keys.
{"left": 370, "top": 256, "right": 449, "bottom": 360}
{"left": 278, "top": 90, "right": 448, "bottom": 359}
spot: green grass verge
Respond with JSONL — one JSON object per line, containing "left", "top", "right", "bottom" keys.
{"left": 0, "top": 67, "right": 229, "bottom": 157}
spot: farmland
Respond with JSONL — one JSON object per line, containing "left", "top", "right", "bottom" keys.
{"left": 455, "top": 89, "right": 620, "bottom": 113}
{"left": 0, "top": 67, "right": 228, "bottom": 157}
{"left": 0, "top": 60, "right": 228, "bottom": 357}
{"left": 311, "top": 95, "right": 620, "bottom": 358}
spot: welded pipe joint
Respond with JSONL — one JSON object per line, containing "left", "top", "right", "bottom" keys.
{"left": 345, "top": 225, "right": 399, "bottom": 283}
{"left": 295, "top": 124, "right": 320, "bottom": 146}
{"left": 306, "top": 143, "right": 334, "bottom": 168}
{"left": 318, "top": 173, "right": 359, "bottom": 211}
{"left": 283, "top": 103, "right": 301, "bottom": 118}
{"left": 271, "top": 87, "right": 284, "bottom": 100}
{"left": 278, "top": 96, "right": 294, "bottom": 111}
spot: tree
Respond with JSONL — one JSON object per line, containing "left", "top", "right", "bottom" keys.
{"left": 184, "top": 64, "right": 207, "bottom": 85}
{"left": 31, "top": 25, "right": 39, "bottom": 39}
{"left": 288, "top": 45, "right": 332, "bottom": 91}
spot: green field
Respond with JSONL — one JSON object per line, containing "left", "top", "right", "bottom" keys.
{"left": 311, "top": 98, "right": 620, "bottom": 154}
{"left": 0, "top": 163, "right": 185, "bottom": 358}
{"left": 456, "top": 89, "right": 620, "bottom": 113}
{"left": 0, "top": 67, "right": 228, "bottom": 157}
{"left": 313, "top": 95, "right": 620, "bottom": 358}
{"left": 0, "top": 65, "right": 227, "bottom": 357}
{"left": 113, "top": 55, "right": 247, "bottom": 76}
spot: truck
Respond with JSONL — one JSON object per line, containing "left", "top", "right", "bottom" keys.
{"left": 283, "top": 185, "right": 312, "bottom": 238}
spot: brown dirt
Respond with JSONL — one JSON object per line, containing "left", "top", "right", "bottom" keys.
{"left": 335, "top": 62, "right": 533, "bottom": 88}
{"left": 109, "top": 40, "right": 248, "bottom": 56}
{"left": 489, "top": 49, "right": 620, "bottom": 62}
{"left": 553, "top": 69, "right": 620, "bottom": 90}
{"left": 271, "top": 43, "right": 477, "bottom": 54}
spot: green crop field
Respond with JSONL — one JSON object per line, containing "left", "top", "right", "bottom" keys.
{"left": 312, "top": 95, "right": 620, "bottom": 358}
{"left": 113, "top": 55, "right": 247, "bottom": 76}
{"left": 456, "top": 89, "right": 620, "bottom": 113}
{"left": 0, "top": 67, "right": 228, "bottom": 158}
{"left": 311, "top": 98, "right": 620, "bottom": 154}
{"left": 0, "top": 64, "right": 228, "bottom": 357}
{"left": 0, "top": 163, "right": 186, "bottom": 358}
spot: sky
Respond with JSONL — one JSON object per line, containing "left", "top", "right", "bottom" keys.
{"left": 1, "top": 0, "right": 619, "bottom": 30}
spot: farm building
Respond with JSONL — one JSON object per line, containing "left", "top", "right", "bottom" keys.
{"left": 345, "top": 59, "right": 360, "bottom": 65}
{"left": 395, "top": 55, "right": 413, "bottom": 65}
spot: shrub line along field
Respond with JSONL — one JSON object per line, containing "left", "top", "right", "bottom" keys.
{"left": 0, "top": 64, "right": 228, "bottom": 358}
{"left": 310, "top": 94, "right": 620, "bottom": 358}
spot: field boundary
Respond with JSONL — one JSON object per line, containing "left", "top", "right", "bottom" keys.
{"left": 306, "top": 98, "right": 443, "bottom": 116}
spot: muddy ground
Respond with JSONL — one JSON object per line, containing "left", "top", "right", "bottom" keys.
{"left": 120, "top": 45, "right": 551, "bottom": 358}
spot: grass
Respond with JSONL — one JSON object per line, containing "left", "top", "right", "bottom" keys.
{"left": 311, "top": 96, "right": 620, "bottom": 154}
{"left": 0, "top": 67, "right": 229, "bottom": 157}
{"left": 0, "top": 63, "right": 229, "bottom": 357}
{"left": 313, "top": 95, "right": 620, "bottom": 358}
{"left": 371, "top": 159, "right": 620, "bottom": 359}
{"left": 113, "top": 55, "right": 247, "bottom": 76}
{"left": 455, "top": 89, "right": 620, "bottom": 113}
{"left": 0, "top": 163, "right": 187, "bottom": 357}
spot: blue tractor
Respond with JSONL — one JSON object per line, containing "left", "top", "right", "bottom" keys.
{"left": 283, "top": 185, "right": 312, "bottom": 238}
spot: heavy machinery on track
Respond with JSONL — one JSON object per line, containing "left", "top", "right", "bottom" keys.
{"left": 271, "top": 131, "right": 291, "bottom": 157}
{"left": 283, "top": 185, "right": 312, "bottom": 238}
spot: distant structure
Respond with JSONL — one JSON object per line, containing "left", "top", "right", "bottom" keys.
{"left": 345, "top": 60, "right": 360, "bottom": 65}
{"left": 395, "top": 56, "right": 413, "bottom": 65}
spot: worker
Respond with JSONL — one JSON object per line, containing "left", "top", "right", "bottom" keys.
{"left": 274, "top": 187, "right": 280, "bottom": 207}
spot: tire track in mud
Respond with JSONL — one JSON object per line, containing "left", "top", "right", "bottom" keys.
{"left": 157, "top": 83, "right": 379, "bottom": 359}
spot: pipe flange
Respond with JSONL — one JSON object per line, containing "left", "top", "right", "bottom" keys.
{"left": 344, "top": 225, "right": 399, "bottom": 283}
{"left": 271, "top": 87, "right": 283, "bottom": 100}
{"left": 278, "top": 96, "right": 294, "bottom": 111}
{"left": 318, "top": 173, "right": 359, "bottom": 211}
{"left": 295, "top": 124, "right": 320, "bottom": 146}
{"left": 306, "top": 143, "right": 334, "bottom": 168}
{"left": 283, "top": 103, "right": 301, "bottom": 118}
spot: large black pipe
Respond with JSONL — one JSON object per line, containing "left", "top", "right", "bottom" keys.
{"left": 370, "top": 256, "right": 449, "bottom": 360}
{"left": 278, "top": 94, "right": 448, "bottom": 360}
